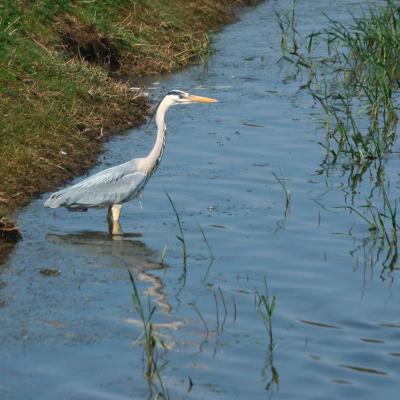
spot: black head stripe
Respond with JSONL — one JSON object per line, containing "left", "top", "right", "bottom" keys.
{"left": 167, "top": 90, "right": 187, "bottom": 98}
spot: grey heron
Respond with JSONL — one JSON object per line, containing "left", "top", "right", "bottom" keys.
{"left": 44, "top": 90, "right": 218, "bottom": 235}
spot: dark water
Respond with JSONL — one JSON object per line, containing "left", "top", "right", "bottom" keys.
{"left": 2, "top": 1, "right": 400, "bottom": 399}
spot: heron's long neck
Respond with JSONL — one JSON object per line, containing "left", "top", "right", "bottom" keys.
{"left": 145, "top": 98, "right": 170, "bottom": 174}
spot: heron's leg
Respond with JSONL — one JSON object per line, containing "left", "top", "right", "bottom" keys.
{"left": 107, "top": 205, "right": 113, "bottom": 221}
{"left": 107, "top": 204, "right": 123, "bottom": 236}
{"left": 107, "top": 204, "right": 122, "bottom": 222}
{"left": 111, "top": 204, "right": 122, "bottom": 222}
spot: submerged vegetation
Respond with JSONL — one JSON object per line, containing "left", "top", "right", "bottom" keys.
{"left": 0, "top": 0, "right": 259, "bottom": 248}
{"left": 277, "top": 0, "right": 400, "bottom": 164}
{"left": 277, "top": 0, "right": 400, "bottom": 271}
{"left": 256, "top": 279, "right": 279, "bottom": 393}
{"left": 129, "top": 270, "right": 170, "bottom": 398}
{"left": 165, "top": 191, "right": 187, "bottom": 273}
{"left": 272, "top": 170, "right": 291, "bottom": 231}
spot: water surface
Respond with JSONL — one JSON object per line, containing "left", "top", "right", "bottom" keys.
{"left": 1, "top": 1, "right": 400, "bottom": 399}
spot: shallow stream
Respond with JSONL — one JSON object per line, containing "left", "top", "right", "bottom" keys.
{"left": 1, "top": 1, "right": 400, "bottom": 399}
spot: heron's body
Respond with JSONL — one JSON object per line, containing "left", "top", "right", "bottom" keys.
{"left": 45, "top": 159, "right": 146, "bottom": 209}
{"left": 44, "top": 90, "right": 217, "bottom": 235}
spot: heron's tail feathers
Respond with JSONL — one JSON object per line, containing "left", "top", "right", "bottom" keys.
{"left": 44, "top": 189, "right": 71, "bottom": 208}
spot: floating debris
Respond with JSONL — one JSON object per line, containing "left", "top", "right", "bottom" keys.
{"left": 40, "top": 268, "right": 61, "bottom": 277}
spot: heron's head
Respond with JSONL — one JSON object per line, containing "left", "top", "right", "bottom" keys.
{"left": 166, "top": 90, "right": 218, "bottom": 105}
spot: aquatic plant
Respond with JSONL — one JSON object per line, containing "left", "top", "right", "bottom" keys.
{"left": 272, "top": 171, "right": 291, "bottom": 225}
{"left": 165, "top": 191, "right": 187, "bottom": 273}
{"left": 128, "top": 270, "right": 170, "bottom": 398}
{"left": 190, "top": 302, "right": 210, "bottom": 339}
{"left": 196, "top": 221, "right": 215, "bottom": 282}
{"left": 275, "top": 0, "right": 299, "bottom": 55}
{"left": 276, "top": 0, "right": 400, "bottom": 273}
{"left": 343, "top": 181, "right": 398, "bottom": 272}
{"left": 256, "top": 279, "right": 276, "bottom": 350}
{"left": 256, "top": 278, "right": 279, "bottom": 393}
{"left": 277, "top": 0, "right": 400, "bottom": 164}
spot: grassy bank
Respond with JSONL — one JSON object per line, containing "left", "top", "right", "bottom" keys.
{"left": 0, "top": 0, "right": 258, "bottom": 252}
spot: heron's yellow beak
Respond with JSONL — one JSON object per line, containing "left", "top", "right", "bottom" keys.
{"left": 187, "top": 95, "right": 218, "bottom": 103}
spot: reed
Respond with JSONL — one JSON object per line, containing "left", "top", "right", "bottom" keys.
{"left": 277, "top": 0, "right": 400, "bottom": 272}
{"left": 196, "top": 222, "right": 215, "bottom": 282}
{"left": 165, "top": 191, "right": 187, "bottom": 280}
{"left": 277, "top": 0, "right": 400, "bottom": 165}
{"left": 272, "top": 171, "right": 291, "bottom": 220}
{"left": 256, "top": 278, "right": 279, "bottom": 392}
{"left": 128, "top": 270, "right": 170, "bottom": 399}
{"left": 339, "top": 180, "right": 398, "bottom": 272}
{"left": 256, "top": 278, "right": 276, "bottom": 349}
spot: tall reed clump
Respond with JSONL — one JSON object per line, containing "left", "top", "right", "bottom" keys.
{"left": 277, "top": 0, "right": 400, "bottom": 165}
{"left": 276, "top": 0, "right": 400, "bottom": 271}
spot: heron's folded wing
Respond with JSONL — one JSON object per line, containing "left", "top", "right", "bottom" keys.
{"left": 72, "top": 163, "right": 134, "bottom": 189}
{"left": 45, "top": 167, "right": 147, "bottom": 208}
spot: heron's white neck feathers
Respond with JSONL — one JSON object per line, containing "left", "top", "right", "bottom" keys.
{"left": 143, "top": 95, "right": 175, "bottom": 174}
{"left": 155, "top": 95, "right": 175, "bottom": 130}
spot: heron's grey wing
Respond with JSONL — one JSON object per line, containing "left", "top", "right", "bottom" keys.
{"left": 70, "top": 162, "right": 135, "bottom": 189}
{"left": 44, "top": 162, "right": 147, "bottom": 208}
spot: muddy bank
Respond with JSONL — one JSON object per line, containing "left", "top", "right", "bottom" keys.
{"left": 0, "top": 219, "right": 20, "bottom": 264}
{"left": 0, "top": 0, "right": 261, "bottom": 253}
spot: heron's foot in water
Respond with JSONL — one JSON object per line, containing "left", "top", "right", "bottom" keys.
{"left": 108, "top": 220, "right": 123, "bottom": 237}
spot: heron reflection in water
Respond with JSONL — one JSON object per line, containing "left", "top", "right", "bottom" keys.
{"left": 47, "top": 231, "right": 171, "bottom": 313}
{"left": 44, "top": 91, "right": 218, "bottom": 235}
